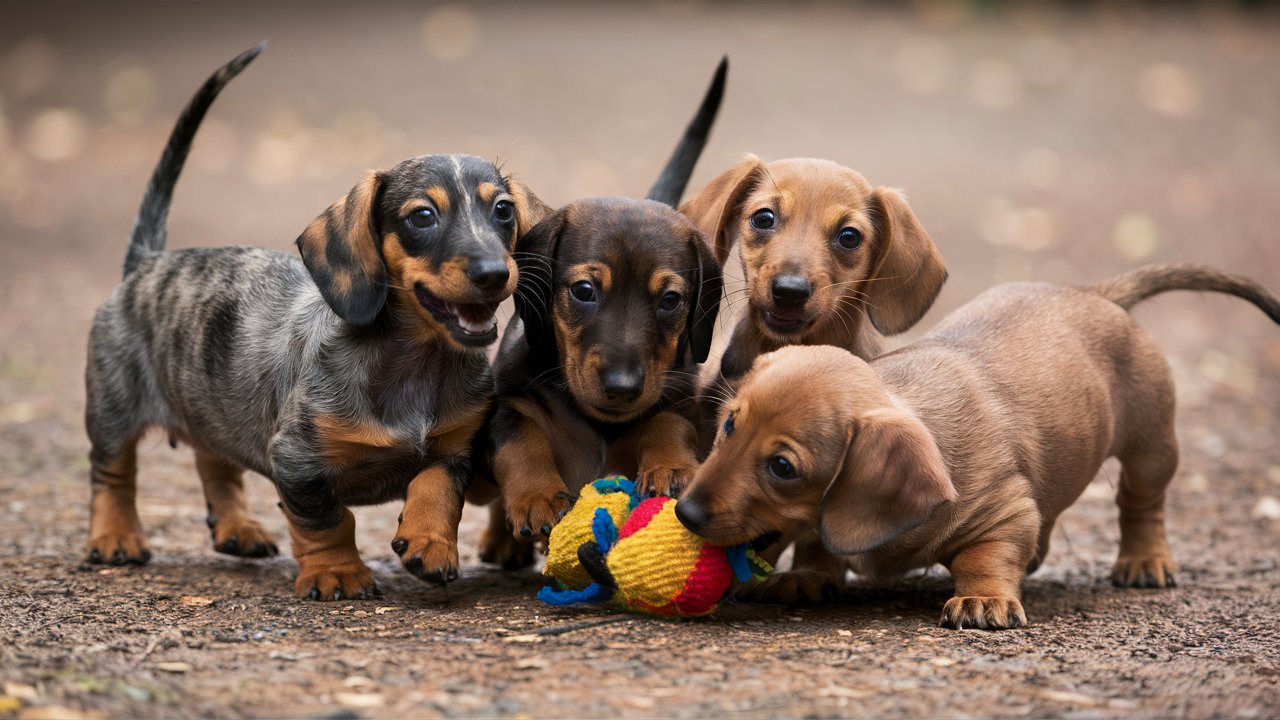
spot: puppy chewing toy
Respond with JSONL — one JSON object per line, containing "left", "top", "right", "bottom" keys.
{"left": 538, "top": 477, "right": 771, "bottom": 617}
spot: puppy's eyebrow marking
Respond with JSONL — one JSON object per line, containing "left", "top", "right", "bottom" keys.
{"left": 647, "top": 270, "right": 684, "bottom": 296}
{"left": 425, "top": 187, "right": 450, "bottom": 212}
{"left": 477, "top": 181, "right": 498, "bottom": 203}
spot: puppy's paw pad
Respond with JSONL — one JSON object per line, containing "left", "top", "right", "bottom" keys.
{"left": 212, "top": 518, "right": 279, "bottom": 558}
{"left": 478, "top": 526, "right": 537, "bottom": 570}
{"left": 391, "top": 535, "right": 459, "bottom": 585}
{"left": 734, "top": 571, "right": 842, "bottom": 605}
{"left": 86, "top": 533, "right": 152, "bottom": 566}
{"left": 939, "top": 595, "right": 1026, "bottom": 630}
{"left": 1110, "top": 556, "right": 1178, "bottom": 589}
{"left": 506, "top": 490, "right": 571, "bottom": 541}
{"left": 295, "top": 561, "right": 377, "bottom": 601}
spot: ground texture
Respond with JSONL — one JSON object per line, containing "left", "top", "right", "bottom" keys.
{"left": 2, "top": 3, "right": 1279, "bottom": 718}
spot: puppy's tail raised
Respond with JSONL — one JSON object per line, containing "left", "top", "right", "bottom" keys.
{"left": 646, "top": 56, "right": 727, "bottom": 208}
{"left": 1089, "top": 263, "right": 1280, "bottom": 324}
{"left": 123, "top": 42, "right": 265, "bottom": 277}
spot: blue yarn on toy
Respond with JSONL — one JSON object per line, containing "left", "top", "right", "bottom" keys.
{"left": 536, "top": 500, "right": 626, "bottom": 607}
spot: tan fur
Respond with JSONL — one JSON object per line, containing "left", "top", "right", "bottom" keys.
{"left": 425, "top": 187, "right": 451, "bottom": 213}
{"left": 679, "top": 275, "right": 1264, "bottom": 629}
{"left": 683, "top": 158, "right": 947, "bottom": 444}
{"left": 285, "top": 507, "right": 376, "bottom": 600}
{"left": 195, "top": 449, "right": 276, "bottom": 557}
{"left": 392, "top": 465, "right": 464, "bottom": 583}
{"left": 476, "top": 181, "right": 498, "bottom": 204}
{"left": 86, "top": 439, "right": 148, "bottom": 564}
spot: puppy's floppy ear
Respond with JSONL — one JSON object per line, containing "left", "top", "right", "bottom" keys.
{"left": 514, "top": 208, "right": 566, "bottom": 357}
{"left": 865, "top": 187, "right": 947, "bottom": 335}
{"left": 679, "top": 155, "right": 765, "bottom": 264}
{"left": 506, "top": 176, "right": 552, "bottom": 238}
{"left": 820, "top": 407, "right": 955, "bottom": 555}
{"left": 296, "top": 171, "right": 387, "bottom": 327}
{"left": 682, "top": 229, "right": 723, "bottom": 365}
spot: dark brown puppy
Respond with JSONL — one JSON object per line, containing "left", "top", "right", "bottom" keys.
{"left": 84, "top": 46, "right": 547, "bottom": 599}
{"left": 470, "top": 61, "right": 727, "bottom": 568}
{"left": 678, "top": 265, "right": 1280, "bottom": 628}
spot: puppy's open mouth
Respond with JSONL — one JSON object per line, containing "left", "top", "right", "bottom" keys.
{"left": 749, "top": 531, "right": 783, "bottom": 552}
{"left": 414, "top": 284, "right": 499, "bottom": 346}
{"left": 762, "top": 307, "right": 812, "bottom": 336}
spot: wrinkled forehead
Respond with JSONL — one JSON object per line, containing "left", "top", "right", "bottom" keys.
{"left": 556, "top": 199, "right": 697, "bottom": 277}
{"left": 380, "top": 154, "right": 508, "bottom": 207}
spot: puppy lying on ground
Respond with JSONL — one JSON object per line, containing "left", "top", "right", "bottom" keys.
{"left": 471, "top": 60, "right": 726, "bottom": 569}
{"left": 677, "top": 264, "right": 1280, "bottom": 628}
{"left": 84, "top": 45, "right": 547, "bottom": 599}
{"left": 681, "top": 157, "right": 947, "bottom": 446}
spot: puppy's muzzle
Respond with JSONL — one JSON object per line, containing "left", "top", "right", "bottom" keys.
{"left": 466, "top": 256, "right": 510, "bottom": 292}
{"left": 764, "top": 274, "right": 813, "bottom": 334}
{"left": 675, "top": 497, "right": 710, "bottom": 534}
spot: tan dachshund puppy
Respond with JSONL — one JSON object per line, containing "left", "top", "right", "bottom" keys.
{"left": 681, "top": 156, "right": 947, "bottom": 444}
{"left": 677, "top": 264, "right": 1280, "bottom": 629}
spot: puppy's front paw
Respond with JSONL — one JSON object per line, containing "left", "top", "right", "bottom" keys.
{"left": 1110, "top": 555, "right": 1177, "bottom": 588}
{"left": 939, "top": 595, "right": 1026, "bottom": 630}
{"left": 478, "top": 523, "right": 536, "bottom": 570}
{"left": 295, "top": 559, "right": 378, "bottom": 601}
{"left": 734, "top": 571, "right": 842, "bottom": 605}
{"left": 209, "top": 516, "right": 279, "bottom": 559}
{"left": 635, "top": 461, "right": 698, "bottom": 497}
{"left": 505, "top": 487, "right": 571, "bottom": 540}
{"left": 86, "top": 532, "right": 152, "bottom": 566}
{"left": 391, "top": 533, "right": 459, "bottom": 585}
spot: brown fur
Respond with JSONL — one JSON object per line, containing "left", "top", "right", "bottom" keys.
{"left": 680, "top": 265, "right": 1279, "bottom": 629}
{"left": 682, "top": 157, "right": 947, "bottom": 446}
{"left": 286, "top": 507, "right": 377, "bottom": 600}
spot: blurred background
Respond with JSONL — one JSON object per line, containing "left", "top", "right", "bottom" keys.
{"left": 2, "top": 3, "right": 1279, "bottom": 717}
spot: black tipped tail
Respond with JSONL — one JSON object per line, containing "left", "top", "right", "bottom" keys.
{"left": 645, "top": 56, "right": 728, "bottom": 208}
{"left": 123, "top": 42, "right": 266, "bottom": 277}
{"left": 1088, "top": 263, "right": 1280, "bottom": 325}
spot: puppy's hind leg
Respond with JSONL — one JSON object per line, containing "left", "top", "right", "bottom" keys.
{"left": 195, "top": 449, "right": 278, "bottom": 558}
{"left": 1110, "top": 428, "right": 1179, "bottom": 589}
{"left": 86, "top": 436, "right": 151, "bottom": 565}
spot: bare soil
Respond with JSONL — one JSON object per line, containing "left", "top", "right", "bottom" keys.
{"left": 2, "top": 3, "right": 1279, "bottom": 718}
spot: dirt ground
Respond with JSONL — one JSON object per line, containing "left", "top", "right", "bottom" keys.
{"left": 3, "top": 2, "right": 1280, "bottom": 718}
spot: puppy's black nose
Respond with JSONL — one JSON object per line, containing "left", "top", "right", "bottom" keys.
{"left": 770, "top": 275, "right": 811, "bottom": 308}
{"left": 599, "top": 368, "right": 644, "bottom": 402}
{"left": 675, "top": 499, "right": 710, "bottom": 533}
{"left": 467, "top": 257, "right": 510, "bottom": 291}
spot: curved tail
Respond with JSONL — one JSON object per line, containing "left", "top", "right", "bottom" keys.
{"left": 645, "top": 56, "right": 728, "bottom": 208}
{"left": 1088, "top": 263, "right": 1280, "bottom": 324}
{"left": 123, "top": 42, "right": 266, "bottom": 277}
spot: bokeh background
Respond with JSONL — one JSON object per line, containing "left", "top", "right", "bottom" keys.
{"left": 2, "top": 2, "right": 1279, "bottom": 718}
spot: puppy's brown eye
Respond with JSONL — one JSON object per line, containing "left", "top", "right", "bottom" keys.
{"left": 658, "top": 291, "right": 682, "bottom": 312}
{"left": 570, "top": 280, "right": 597, "bottom": 303}
{"left": 406, "top": 207, "right": 437, "bottom": 230}
{"left": 837, "top": 226, "right": 863, "bottom": 249}
{"left": 767, "top": 455, "right": 798, "bottom": 480}
{"left": 750, "top": 209, "right": 776, "bottom": 230}
{"left": 493, "top": 200, "right": 515, "bottom": 225}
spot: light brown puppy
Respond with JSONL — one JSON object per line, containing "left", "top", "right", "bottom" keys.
{"left": 676, "top": 264, "right": 1280, "bottom": 629}
{"left": 680, "top": 156, "right": 947, "bottom": 444}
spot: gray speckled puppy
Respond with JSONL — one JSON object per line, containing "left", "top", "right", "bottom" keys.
{"left": 83, "top": 44, "right": 549, "bottom": 600}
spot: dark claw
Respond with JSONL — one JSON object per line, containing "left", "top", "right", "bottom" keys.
{"left": 397, "top": 513, "right": 403, "bottom": 525}
{"left": 205, "top": 513, "right": 218, "bottom": 529}
{"left": 223, "top": 537, "right": 240, "bottom": 553}
{"left": 554, "top": 491, "right": 570, "bottom": 500}
{"left": 404, "top": 556, "right": 424, "bottom": 575}
{"left": 331, "top": 588, "right": 343, "bottom": 601}
{"left": 540, "top": 524, "right": 552, "bottom": 537}
{"left": 111, "top": 550, "right": 127, "bottom": 565}
{"left": 248, "top": 541, "right": 270, "bottom": 557}
{"left": 369, "top": 584, "right": 383, "bottom": 598}
{"left": 519, "top": 527, "right": 533, "bottom": 539}
{"left": 447, "top": 567, "right": 458, "bottom": 582}
{"left": 136, "top": 548, "right": 151, "bottom": 564}
{"left": 307, "top": 587, "right": 320, "bottom": 601}
{"left": 391, "top": 538, "right": 409, "bottom": 555}
{"left": 1166, "top": 573, "right": 1177, "bottom": 588}
{"left": 823, "top": 584, "right": 841, "bottom": 602}
{"left": 88, "top": 549, "right": 102, "bottom": 563}
{"left": 556, "top": 509, "right": 567, "bottom": 521}
{"left": 424, "top": 568, "right": 452, "bottom": 585}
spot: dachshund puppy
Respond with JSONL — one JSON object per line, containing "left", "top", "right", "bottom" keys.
{"left": 677, "top": 264, "right": 1280, "bottom": 628}
{"left": 681, "top": 157, "right": 947, "bottom": 443}
{"left": 471, "top": 60, "right": 726, "bottom": 568}
{"left": 83, "top": 45, "right": 547, "bottom": 599}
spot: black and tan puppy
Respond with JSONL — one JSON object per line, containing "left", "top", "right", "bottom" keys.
{"left": 678, "top": 265, "right": 1279, "bottom": 628}
{"left": 83, "top": 45, "right": 547, "bottom": 599}
{"left": 471, "top": 60, "right": 727, "bottom": 568}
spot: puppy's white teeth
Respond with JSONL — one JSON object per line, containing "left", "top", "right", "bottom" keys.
{"left": 457, "top": 314, "right": 497, "bottom": 334}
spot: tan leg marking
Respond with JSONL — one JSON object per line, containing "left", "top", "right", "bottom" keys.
{"left": 86, "top": 439, "right": 150, "bottom": 565}
{"left": 286, "top": 507, "right": 377, "bottom": 601}
{"left": 391, "top": 464, "right": 463, "bottom": 584}
{"left": 634, "top": 411, "right": 700, "bottom": 496}
{"left": 195, "top": 449, "right": 278, "bottom": 558}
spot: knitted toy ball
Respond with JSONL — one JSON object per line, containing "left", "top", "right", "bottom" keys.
{"left": 538, "top": 476, "right": 771, "bottom": 617}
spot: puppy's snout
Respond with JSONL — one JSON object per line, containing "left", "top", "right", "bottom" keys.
{"left": 466, "top": 257, "right": 510, "bottom": 291}
{"left": 770, "top": 275, "right": 812, "bottom": 309}
{"left": 675, "top": 498, "right": 710, "bottom": 533}
{"left": 599, "top": 368, "right": 644, "bottom": 402}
